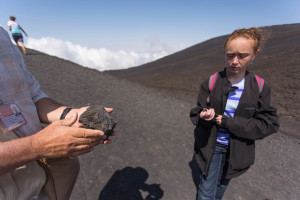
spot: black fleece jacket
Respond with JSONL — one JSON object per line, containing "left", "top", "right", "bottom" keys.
{"left": 190, "top": 69, "right": 279, "bottom": 179}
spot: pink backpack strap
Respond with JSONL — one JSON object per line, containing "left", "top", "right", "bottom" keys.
{"left": 208, "top": 72, "right": 218, "bottom": 92}
{"left": 206, "top": 72, "right": 218, "bottom": 104}
{"left": 255, "top": 74, "right": 264, "bottom": 94}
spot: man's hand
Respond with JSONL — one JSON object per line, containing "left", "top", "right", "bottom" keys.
{"left": 31, "top": 113, "right": 115, "bottom": 159}
{"left": 66, "top": 106, "right": 88, "bottom": 127}
{"left": 199, "top": 108, "right": 215, "bottom": 121}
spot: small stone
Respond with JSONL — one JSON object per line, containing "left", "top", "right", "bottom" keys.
{"left": 79, "top": 105, "right": 117, "bottom": 138}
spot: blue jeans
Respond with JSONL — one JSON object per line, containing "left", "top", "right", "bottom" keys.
{"left": 197, "top": 144, "right": 231, "bottom": 200}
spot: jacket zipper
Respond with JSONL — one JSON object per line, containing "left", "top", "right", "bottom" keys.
{"left": 205, "top": 79, "right": 230, "bottom": 177}
{"left": 222, "top": 83, "right": 231, "bottom": 179}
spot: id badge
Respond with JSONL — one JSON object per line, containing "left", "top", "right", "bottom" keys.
{"left": 0, "top": 104, "right": 26, "bottom": 134}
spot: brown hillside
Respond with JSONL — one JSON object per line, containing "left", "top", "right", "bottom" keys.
{"left": 22, "top": 45, "right": 300, "bottom": 200}
{"left": 106, "top": 23, "right": 300, "bottom": 122}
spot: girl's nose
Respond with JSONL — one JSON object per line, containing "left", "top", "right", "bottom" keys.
{"left": 232, "top": 56, "right": 239, "bottom": 63}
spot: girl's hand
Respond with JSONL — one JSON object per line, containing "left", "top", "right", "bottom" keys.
{"left": 215, "top": 115, "right": 223, "bottom": 125}
{"left": 199, "top": 108, "right": 215, "bottom": 121}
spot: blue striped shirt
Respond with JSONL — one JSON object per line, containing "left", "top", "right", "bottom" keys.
{"left": 217, "top": 78, "right": 245, "bottom": 145}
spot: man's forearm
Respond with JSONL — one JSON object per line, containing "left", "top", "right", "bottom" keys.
{"left": 35, "top": 98, "right": 67, "bottom": 124}
{"left": 0, "top": 105, "right": 112, "bottom": 175}
{"left": 0, "top": 136, "right": 40, "bottom": 175}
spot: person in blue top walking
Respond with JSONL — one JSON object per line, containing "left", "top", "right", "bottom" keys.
{"left": 7, "top": 16, "right": 28, "bottom": 55}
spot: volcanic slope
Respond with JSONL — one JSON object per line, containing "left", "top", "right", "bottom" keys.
{"left": 106, "top": 23, "right": 300, "bottom": 122}
{"left": 23, "top": 48, "right": 300, "bottom": 200}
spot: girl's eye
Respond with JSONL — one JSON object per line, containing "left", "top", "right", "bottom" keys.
{"left": 238, "top": 54, "right": 248, "bottom": 58}
{"left": 226, "top": 53, "right": 249, "bottom": 59}
{"left": 226, "top": 54, "right": 235, "bottom": 58}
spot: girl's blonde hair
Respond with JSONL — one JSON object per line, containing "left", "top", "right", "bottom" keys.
{"left": 224, "top": 27, "right": 263, "bottom": 52}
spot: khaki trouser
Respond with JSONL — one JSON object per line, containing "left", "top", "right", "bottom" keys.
{"left": 39, "top": 157, "right": 80, "bottom": 200}
{"left": 0, "top": 161, "right": 47, "bottom": 200}
{"left": 0, "top": 131, "right": 47, "bottom": 200}
{"left": 1, "top": 131, "right": 80, "bottom": 200}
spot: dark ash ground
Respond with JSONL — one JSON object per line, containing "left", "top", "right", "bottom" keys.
{"left": 24, "top": 44, "right": 300, "bottom": 199}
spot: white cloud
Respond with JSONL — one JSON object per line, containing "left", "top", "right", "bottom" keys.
{"left": 26, "top": 36, "right": 189, "bottom": 71}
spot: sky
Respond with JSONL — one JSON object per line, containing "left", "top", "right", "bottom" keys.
{"left": 0, "top": 0, "right": 299, "bottom": 71}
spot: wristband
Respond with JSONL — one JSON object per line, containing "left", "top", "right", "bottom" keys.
{"left": 60, "top": 107, "right": 73, "bottom": 120}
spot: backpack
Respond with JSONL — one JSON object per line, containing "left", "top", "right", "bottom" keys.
{"left": 206, "top": 72, "right": 264, "bottom": 104}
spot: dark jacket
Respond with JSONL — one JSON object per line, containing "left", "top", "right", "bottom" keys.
{"left": 190, "top": 69, "right": 279, "bottom": 179}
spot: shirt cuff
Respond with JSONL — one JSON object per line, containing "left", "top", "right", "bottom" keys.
{"left": 32, "top": 91, "right": 48, "bottom": 103}
{"left": 220, "top": 115, "right": 229, "bottom": 128}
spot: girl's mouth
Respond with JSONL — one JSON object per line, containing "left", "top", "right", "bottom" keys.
{"left": 230, "top": 66, "right": 239, "bottom": 71}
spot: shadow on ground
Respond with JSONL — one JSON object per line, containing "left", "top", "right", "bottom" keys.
{"left": 98, "top": 167, "right": 163, "bottom": 200}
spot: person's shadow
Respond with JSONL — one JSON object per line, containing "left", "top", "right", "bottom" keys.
{"left": 188, "top": 127, "right": 204, "bottom": 199}
{"left": 98, "top": 167, "right": 164, "bottom": 200}
{"left": 189, "top": 155, "right": 200, "bottom": 190}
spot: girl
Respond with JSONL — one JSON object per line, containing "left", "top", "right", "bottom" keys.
{"left": 190, "top": 28, "right": 279, "bottom": 200}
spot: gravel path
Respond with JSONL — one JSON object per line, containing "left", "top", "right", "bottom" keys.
{"left": 24, "top": 49, "right": 300, "bottom": 200}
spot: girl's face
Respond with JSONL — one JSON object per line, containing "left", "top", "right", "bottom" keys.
{"left": 225, "top": 37, "right": 259, "bottom": 76}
